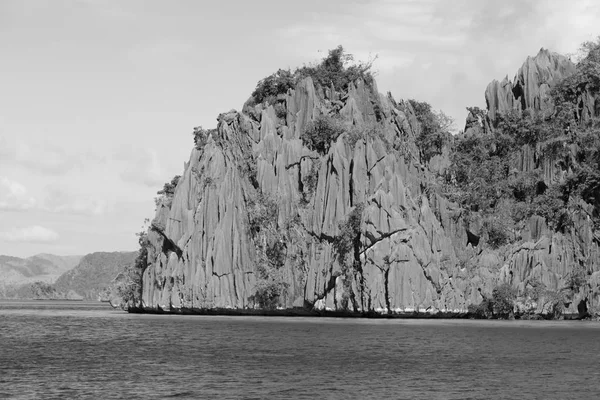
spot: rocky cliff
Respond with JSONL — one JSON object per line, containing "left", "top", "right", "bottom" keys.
{"left": 485, "top": 48, "right": 576, "bottom": 121}
{"left": 139, "top": 48, "right": 600, "bottom": 317}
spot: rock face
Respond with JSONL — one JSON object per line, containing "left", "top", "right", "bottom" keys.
{"left": 140, "top": 51, "right": 599, "bottom": 315}
{"left": 485, "top": 49, "right": 576, "bottom": 121}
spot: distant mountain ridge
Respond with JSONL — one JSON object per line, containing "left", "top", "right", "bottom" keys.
{"left": 54, "top": 251, "right": 137, "bottom": 300}
{"left": 0, "top": 251, "right": 137, "bottom": 300}
{"left": 0, "top": 253, "right": 82, "bottom": 291}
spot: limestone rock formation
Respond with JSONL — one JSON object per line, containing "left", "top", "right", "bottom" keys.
{"left": 485, "top": 49, "right": 576, "bottom": 120}
{"left": 139, "top": 49, "right": 599, "bottom": 317}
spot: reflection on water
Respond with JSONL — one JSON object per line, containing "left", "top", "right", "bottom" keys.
{"left": 1, "top": 300, "right": 599, "bottom": 399}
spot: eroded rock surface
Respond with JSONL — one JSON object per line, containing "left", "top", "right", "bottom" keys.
{"left": 140, "top": 51, "right": 599, "bottom": 316}
{"left": 485, "top": 49, "right": 576, "bottom": 120}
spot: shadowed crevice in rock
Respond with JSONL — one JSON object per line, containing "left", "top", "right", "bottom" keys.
{"left": 151, "top": 223, "right": 183, "bottom": 260}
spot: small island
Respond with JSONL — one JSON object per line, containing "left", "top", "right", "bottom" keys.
{"left": 107, "top": 44, "right": 600, "bottom": 321}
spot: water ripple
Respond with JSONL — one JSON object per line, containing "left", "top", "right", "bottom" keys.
{"left": 1, "top": 301, "right": 599, "bottom": 399}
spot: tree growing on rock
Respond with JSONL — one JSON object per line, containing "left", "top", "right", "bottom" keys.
{"left": 246, "top": 192, "right": 289, "bottom": 309}
{"left": 155, "top": 175, "right": 181, "bottom": 209}
{"left": 333, "top": 203, "right": 365, "bottom": 310}
{"left": 192, "top": 126, "right": 210, "bottom": 150}
{"left": 492, "top": 283, "right": 517, "bottom": 318}
{"left": 301, "top": 115, "right": 345, "bottom": 155}
{"left": 114, "top": 229, "right": 149, "bottom": 310}
{"left": 251, "top": 69, "right": 295, "bottom": 105}
{"left": 408, "top": 99, "right": 453, "bottom": 163}
{"left": 251, "top": 45, "right": 376, "bottom": 105}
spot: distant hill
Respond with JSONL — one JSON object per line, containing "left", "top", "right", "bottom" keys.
{"left": 53, "top": 251, "right": 138, "bottom": 300}
{"left": 0, "top": 254, "right": 82, "bottom": 297}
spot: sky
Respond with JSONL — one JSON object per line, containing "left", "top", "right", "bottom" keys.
{"left": 1, "top": 0, "right": 599, "bottom": 258}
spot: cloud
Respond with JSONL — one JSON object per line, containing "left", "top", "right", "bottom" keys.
{"left": 0, "top": 226, "right": 60, "bottom": 243}
{"left": 0, "top": 178, "right": 108, "bottom": 216}
{"left": 0, "top": 177, "right": 37, "bottom": 211}
{"left": 0, "top": 135, "right": 82, "bottom": 175}
{"left": 40, "top": 185, "right": 108, "bottom": 216}
{"left": 117, "top": 147, "right": 169, "bottom": 188}
{"left": 74, "top": 0, "right": 138, "bottom": 20}
{"left": 127, "top": 38, "right": 194, "bottom": 72}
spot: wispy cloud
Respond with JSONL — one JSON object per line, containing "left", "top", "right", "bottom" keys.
{"left": 0, "top": 225, "right": 60, "bottom": 243}
{"left": 0, "top": 177, "right": 109, "bottom": 216}
{"left": 127, "top": 38, "right": 194, "bottom": 70}
{"left": 0, "top": 135, "right": 82, "bottom": 175}
{"left": 116, "top": 147, "right": 169, "bottom": 188}
{"left": 40, "top": 185, "right": 108, "bottom": 216}
{"left": 0, "top": 177, "right": 37, "bottom": 211}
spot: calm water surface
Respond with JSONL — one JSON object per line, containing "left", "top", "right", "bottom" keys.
{"left": 1, "top": 300, "right": 599, "bottom": 399}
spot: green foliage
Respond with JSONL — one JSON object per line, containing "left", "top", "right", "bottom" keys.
{"left": 553, "top": 37, "right": 600, "bottom": 114}
{"left": 295, "top": 45, "right": 375, "bottom": 92}
{"left": 247, "top": 192, "right": 278, "bottom": 237}
{"left": 344, "top": 126, "right": 364, "bottom": 149}
{"left": 251, "top": 280, "right": 287, "bottom": 310}
{"left": 252, "top": 69, "right": 295, "bottom": 105}
{"left": 524, "top": 277, "right": 546, "bottom": 301}
{"left": 116, "top": 230, "right": 149, "bottom": 308}
{"left": 543, "top": 290, "right": 566, "bottom": 319}
{"left": 484, "top": 218, "right": 511, "bottom": 248}
{"left": 239, "top": 152, "right": 259, "bottom": 189}
{"left": 343, "top": 123, "right": 392, "bottom": 152}
{"left": 446, "top": 120, "right": 524, "bottom": 213}
{"left": 301, "top": 115, "right": 345, "bottom": 155}
{"left": 157, "top": 175, "right": 181, "bottom": 197}
{"left": 469, "top": 284, "right": 517, "bottom": 319}
{"left": 193, "top": 126, "right": 215, "bottom": 150}
{"left": 251, "top": 46, "right": 376, "bottom": 104}
{"left": 495, "top": 110, "right": 554, "bottom": 146}
{"left": 156, "top": 175, "right": 181, "bottom": 209}
{"left": 409, "top": 99, "right": 453, "bottom": 162}
{"left": 565, "top": 265, "right": 588, "bottom": 293}
{"left": 444, "top": 99, "right": 594, "bottom": 237}
{"left": 448, "top": 133, "right": 512, "bottom": 212}
{"left": 27, "top": 281, "right": 62, "bottom": 299}
{"left": 333, "top": 204, "right": 364, "bottom": 270}
{"left": 301, "top": 159, "right": 321, "bottom": 204}
{"left": 246, "top": 191, "right": 291, "bottom": 309}
{"left": 468, "top": 298, "right": 494, "bottom": 318}
{"left": 529, "top": 186, "right": 572, "bottom": 231}
{"left": 564, "top": 164, "right": 600, "bottom": 207}
{"left": 492, "top": 283, "right": 517, "bottom": 318}
{"left": 274, "top": 102, "right": 287, "bottom": 119}
{"left": 522, "top": 279, "right": 568, "bottom": 318}
{"left": 331, "top": 203, "right": 364, "bottom": 310}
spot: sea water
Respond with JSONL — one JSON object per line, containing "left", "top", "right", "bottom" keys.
{"left": 1, "top": 300, "right": 599, "bottom": 399}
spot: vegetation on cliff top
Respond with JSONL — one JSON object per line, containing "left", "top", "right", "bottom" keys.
{"left": 408, "top": 99, "right": 454, "bottom": 163}
{"left": 441, "top": 39, "right": 600, "bottom": 247}
{"left": 301, "top": 115, "right": 345, "bottom": 155}
{"left": 251, "top": 45, "right": 375, "bottom": 104}
{"left": 454, "top": 39, "right": 600, "bottom": 318}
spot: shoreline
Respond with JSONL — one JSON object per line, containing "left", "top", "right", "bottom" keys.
{"left": 126, "top": 306, "right": 587, "bottom": 321}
